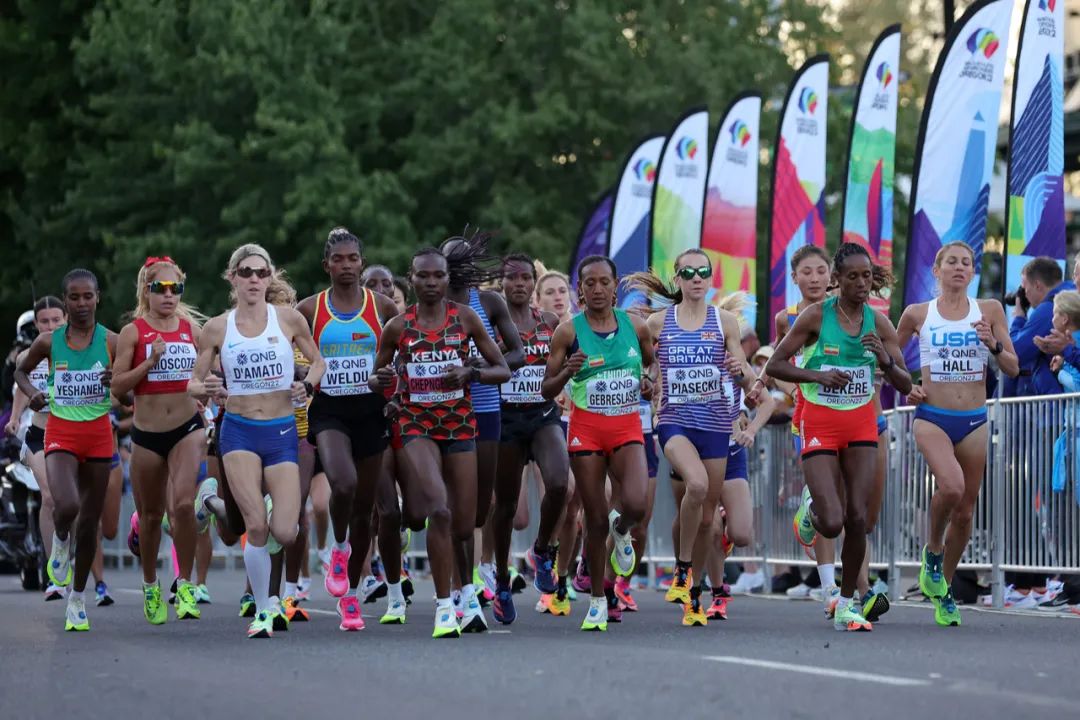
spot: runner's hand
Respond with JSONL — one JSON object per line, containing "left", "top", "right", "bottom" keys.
{"left": 725, "top": 355, "right": 743, "bottom": 377}
{"left": 1050, "top": 355, "right": 1064, "bottom": 373}
{"left": 149, "top": 335, "right": 166, "bottom": 363}
{"left": 641, "top": 375, "right": 656, "bottom": 401}
{"left": 99, "top": 368, "right": 113, "bottom": 388}
{"left": 907, "top": 384, "right": 927, "bottom": 405}
{"left": 290, "top": 381, "right": 307, "bottom": 404}
{"left": 972, "top": 318, "right": 994, "bottom": 349}
{"left": 818, "top": 369, "right": 851, "bottom": 389}
{"left": 28, "top": 391, "right": 47, "bottom": 412}
{"left": 369, "top": 366, "right": 396, "bottom": 392}
{"left": 3, "top": 416, "right": 19, "bottom": 436}
{"left": 733, "top": 427, "right": 755, "bottom": 448}
{"left": 745, "top": 380, "right": 764, "bottom": 408}
{"left": 442, "top": 365, "right": 473, "bottom": 390}
{"left": 565, "top": 350, "right": 587, "bottom": 376}
{"left": 384, "top": 399, "right": 401, "bottom": 421}
{"left": 860, "top": 333, "right": 888, "bottom": 365}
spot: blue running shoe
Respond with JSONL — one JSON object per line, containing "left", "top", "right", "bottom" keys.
{"left": 493, "top": 586, "right": 516, "bottom": 625}
{"left": 528, "top": 544, "right": 558, "bottom": 595}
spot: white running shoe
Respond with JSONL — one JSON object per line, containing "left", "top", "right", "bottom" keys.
{"left": 359, "top": 575, "right": 386, "bottom": 604}
{"left": 1005, "top": 585, "right": 1039, "bottom": 610}
{"left": 608, "top": 509, "right": 635, "bottom": 577}
{"left": 380, "top": 598, "right": 407, "bottom": 625}
{"left": 822, "top": 585, "right": 841, "bottom": 618}
{"left": 730, "top": 569, "right": 765, "bottom": 595}
{"left": 47, "top": 532, "right": 72, "bottom": 588}
{"left": 460, "top": 590, "right": 488, "bottom": 633}
{"left": 194, "top": 477, "right": 218, "bottom": 534}
{"left": 317, "top": 546, "right": 332, "bottom": 575}
{"left": 785, "top": 582, "right": 812, "bottom": 600}
{"left": 65, "top": 593, "right": 89, "bottom": 631}
{"left": 477, "top": 563, "right": 497, "bottom": 597}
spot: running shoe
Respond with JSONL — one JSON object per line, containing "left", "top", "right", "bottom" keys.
{"left": 380, "top": 598, "right": 407, "bottom": 625}
{"left": 606, "top": 590, "right": 623, "bottom": 623}
{"left": 509, "top": 566, "right": 527, "bottom": 594}
{"left": 706, "top": 594, "right": 729, "bottom": 620}
{"left": 175, "top": 581, "right": 201, "bottom": 620}
{"left": 665, "top": 565, "right": 693, "bottom": 605}
{"left": 580, "top": 602, "right": 607, "bottom": 632}
{"left": 1037, "top": 593, "right": 1075, "bottom": 611}
{"left": 572, "top": 560, "right": 591, "bottom": 594}
{"left": 44, "top": 583, "right": 65, "bottom": 602}
{"left": 143, "top": 582, "right": 167, "bottom": 625}
{"left": 566, "top": 584, "right": 577, "bottom": 601}
{"left": 932, "top": 588, "right": 961, "bottom": 627}
{"left": 535, "top": 594, "right": 553, "bottom": 614}
{"left": 161, "top": 513, "right": 171, "bottom": 537}
{"left": 238, "top": 593, "right": 256, "bottom": 618}
{"left": 452, "top": 589, "right": 464, "bottom": 619}
{"left": 360, "top": 575, "right": 387, "bottom": 604}
{"left": 860, "top": 590, "right": 891, "bottom": 623}
{"left": 1004, "top": 586, "right": 1039, "bottom": 610}
{"left": 614, "top": 576, "right": 638, "bottom": 611}
{"left": 47, "top": 532, "right": 72, "bottom": 588}
{"left": 834, "top": 603, "right": 872, "bottom": 632}
{"left": 433, "top": 606, "right": 460, "bottom": 639}
{"left": 822, "top": 585, "right": 841, "bottom": 619}
{"left": 402, "top": 573, "right": 415, "bottom": 604}
{"left": 317, "top": 546, "right": 332, "bottom": 575}
{"left": 919, "top": 545, "right": 947, "bottom": 599}
{"left": 682, "top": 595, "right": 708, "bottom": 627}
{"left": 493, "top": 586, "right": 516, "bottom": 625}
{"left": 608, "top": 510, "right": 636, "bottom": 577}
{"left": 527, "top": 545, "right": 559, "bottom": 595}
{"left": 296, "top": 577, "right": 311, "bottom": 601}
{"left": 247, "top": 612, "right": 273, "bottom": 638}
{"left": 461, "top": 590, "right": 488, "bottom": 633}
{"left": 730, "top": 569, "right": 765, "bottom": 594}
{"left": 283, "top": 596, "right": 309, "bottom": 622}
{"left": 264, "top": 496, "right": 282, "bottom": 555}
{"left": 267, "top": 597, "right": 289, "bottom": 631}
{"left": 476, "top": 563, "right": 497, "bottom": 600}
{"left": 337, "top": 595, "right": 365, "bottom": 631}
{"left": 65, "top": 594, "right": 89, "bottom": 632}
{"left": 194, "top": 477, "right": 218, "bottom": 534}
{"left": 95, "top": 581, "right": 114, "bottom": 607}
{"left": 549, "top": 589, "right": 571, "bottom": 617}
{"left": 785, "top": 582, "right": 812, "bottom": 600}
{"left": 195, "top": 584, "right": 212, "bottom": 604}
{"left": 324, "top": 544, "right": 351, "bottom": 598}
{"left": 127, "top": 512, "right": 141, "bottom": 558}
{"left": 792, "top": 485, "right": 817, "bottom": 549}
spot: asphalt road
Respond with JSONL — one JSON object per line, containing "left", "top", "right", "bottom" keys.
{"left": 2, "top": 568, "right": 1077, "bottom": 720}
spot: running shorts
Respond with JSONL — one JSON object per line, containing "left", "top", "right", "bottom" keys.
{"left": 308, "top": 392, "right": 389, "bottom": 460}
{"left": 913, "top": 403, "right": 987, "bottom": 447}
{"left": 45, "top": 414, "right": 114, "bottom": 463}
{"left": 725, "top": 444, "right": 748, "bottom": 480}
{"left": 799, "top": 401, "right": 878, "bottom": 457}
{"left": 876, "top": 415, "right": 887, "bottom": 435}
{"left": 500, "top": 401, "right": 561, "bottom": 446}
{"left": 218, "top": 413, "right": 298, "bottom": 467}
{"left": 399, "top": 434, "right": 476, "bottom": 455}
{"left": 131, "top": 413, "right": 205, "bottom": 459}
{"left": 567, "top": 407, "right": 643, "bottom": 457}
{"left": 656, "top": 424, "right": 731, "bottom": 461}
{"left": 24, "top": 424, "right": 45, "bottom": 455}
{"left": 475, "top": 410, "right": 501, "bottom": 443}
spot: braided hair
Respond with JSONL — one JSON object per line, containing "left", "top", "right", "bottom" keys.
{"left": 831, "top": 242, "right": 892, "bottom": 296}
{"left": 325, "top": 226, "right": 361, "bottom": 259}
{"left": 439, "top": 228, "right": 503, "bottom": 290}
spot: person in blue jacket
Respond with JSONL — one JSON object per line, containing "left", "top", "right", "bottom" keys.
{"left": 1008, "top": 257, "right": 1075, "bottom": 397}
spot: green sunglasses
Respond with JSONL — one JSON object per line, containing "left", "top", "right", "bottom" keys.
{"left": 676, "top": 265, "right": 712, "bottom": 281}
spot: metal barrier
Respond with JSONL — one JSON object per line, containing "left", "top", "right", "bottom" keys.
{"left": 102, "top": 392, "right": 1080, "bottom": 609}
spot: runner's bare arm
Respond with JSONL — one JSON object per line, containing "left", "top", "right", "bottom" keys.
{"left": 14, "top": 332, "right": 52, "bottom": 411}
{"left": 369, "top": 315, "right": 403, "bottom": 392}
{"left": 373, "top": 292, "right": 400, "bottom": 324}
{"left": 188, "top": 316, "right": 225, "bottom": 402}
{"left": 484, "top": 290, "right": 525, "bottom": 371}
{"left": 871, "top": 313, "right": 913, "bottom": 395}
{"left": 542, "top": 321, "right": 582, "bottom": 400}
{"left": 110, "top": 323, "right": 156, "bottom": 397}
{"left": 283, "top": 307, "right": 325, "bottom": 389}
{"left": 765, "top": 304, "right": 830, "bottom": 385}
{"left": 461, "top": 305, "right": 511, "bottom": 385}
{"left": 295, "top": 294, "right": 318, "bottom": 325}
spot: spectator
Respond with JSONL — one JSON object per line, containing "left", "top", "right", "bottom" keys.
{"left": 741, "top": 325, "right": 761, "bottom": 360}
{"left": 1008, "top": 257, "right": 1075, "bottom": 396}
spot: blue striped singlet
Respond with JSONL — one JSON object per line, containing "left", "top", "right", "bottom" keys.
{"left": 656, "top": 305, "right": 732, "bottom": 433}
{"left": 468, "top": 288, "right": 501, "bottom": 413}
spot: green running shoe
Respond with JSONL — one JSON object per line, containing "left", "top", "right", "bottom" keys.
{"left": 566, "top": 584, "right": 578, "bottom": 602}
{"left": 175, "top": 581, "right": 201, "bottom": 620}
{"left": 834, "top": 602, "right": 872, "bottom": 632}
{"left": 792, "top": 485, "right": 817, "bottom": 549}
{"left": 247, "top": 611, "right": 273, "bottom": 638}
{"left": 932, "top": 588, "right": 961, "bottom": 627}
{"left": 47, "top": 533, "right": 72, "bottom": 588}
{"left": 860, "top": 590, "right": 891, "bottom": 623}
{"left": 238, "top": 593, "right": 256, "bottom": 617}
{"left": 143, "top": 582, "right": 167, "bottom": 625}
{"left": 919, "top": 545, "right": 947, "bottom": 599}
{"left": 267, "top": 597, "right": 289, "bottom": 631}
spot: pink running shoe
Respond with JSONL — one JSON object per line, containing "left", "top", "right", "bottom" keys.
{"left": 337, "top": 595, "right": 365, "bottom": 631}
{"left": 325, "top": 545, "right": 351, "bottom": 598}
{"left": 614, "top": 576, "right": 637, "bottom": 612}
{"left": 572, "top": 559, "right": 591, "bottom": 594}
{"left": 127, "top": 512, "right": 141, "bottom": 558}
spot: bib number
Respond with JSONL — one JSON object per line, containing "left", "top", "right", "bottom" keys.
{"left": 52, "top": 369, "right": 106, "bottom": 407}
{"left": 585, "top": 374, "right": 639, "bottom": 416}
{"left": 407, "top": 358, "right": 464, "bottom": 403}
{"left": 501, "top": 364, "right": 545, "bottom": 404}
{"left": 664, "top": 365, "right": 727, "bottom": 405}
{"left": 146, "top": 342, "right": 196, "bottom": 383}
{"left": 322, "top": 354, "right": 373, "bottom": 396}
{"left": 819, "top": 364, "right": 873, "bottom": 408}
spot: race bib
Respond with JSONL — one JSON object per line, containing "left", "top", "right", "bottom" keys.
{"left": 501, "top": 364, "right": 545, "bottom": 404}
{"left": 407, "top": 358, "right": 464, "bottom": 404}
{"left": 819, "top": 364, "right": 873, "bottom": 408}
{"left": 29, "top": 361, "right": 49, "bottom": 395}
{"left": 321, "top": 354, "right": 374, "bottom": 396}
{"left": 638, "top": 402, "right": 652, "bottom": 433}
{"left": 146, "top": 342, "right": 197, "bottom": 383}
{"left": 664, "top": 365, "right": 727, "bottom": 405}
{"left": 230, "top": 348, "right": 288, "bottom": 392}
{"left": 52, "top": 368, "right": 106, "bottom": 407}
{"left": 585, "top": 372, "right": 639, "bottom": 416}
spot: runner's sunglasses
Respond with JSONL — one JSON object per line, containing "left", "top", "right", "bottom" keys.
{"left": 235, "top": 266, "right": 273, "bottom": 279}
{"left": 676, "top": 265, "right": 712, "bottom": 280}
{"left": 147, "top": 280, "right": 185, "bottom": 295}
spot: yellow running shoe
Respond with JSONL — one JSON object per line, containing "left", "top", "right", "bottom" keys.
{"left": 175, "top": 581, "right": 201, "bottom": 620}
{"left": 665, "top": 565, "right": 693, "bottom": 605}
{"left": 247, "top": 611, "right": 273, "bottom": 638}
{"left": 65, "top": 594, "right": 89, "bottom": 632}
{"left": 682, "top": 595, "right": 708, "bottom": 627}
{"left": 143, "top": 582, "right": 167, "bottom": 625}
{"left": 549, "top": 590, "right": 571, "bottom": 617}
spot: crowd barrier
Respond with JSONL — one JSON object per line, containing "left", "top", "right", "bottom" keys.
{"left": 102, "top": 392, "right": 1080, "bottom": 609}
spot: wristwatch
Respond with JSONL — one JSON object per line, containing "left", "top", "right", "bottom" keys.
{"left": 990, "top": 340, "right": 1003, "bottom": 356}
{"left": 303, "top": 381, "right": 314, "bottom": 396}
{"left": 470, "top": 366, "right": 481, "bottom": 383}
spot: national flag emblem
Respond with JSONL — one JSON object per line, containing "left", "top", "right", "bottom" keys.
{"left": 446, "top": 334, "right": 463, "bottom": 345}
{"left": 55, "top": 361, "right": 68, "bottom": 371}
{"left": 701, "top": 332, "right": 718, "bottom": 341}
{"left": 268, "top": 336, "right": 279, "bottom": 344}
{"left": 588, "top": 356, "right": 605, "bottom": 368}
{"left": 823, "top": 344, "right": 840, "bottom": 356}
{"left": 352, "top": 333, "right": 370, "bottom": 341}
{"left": 180, "top": 333, "right": 191, "bottom": 341}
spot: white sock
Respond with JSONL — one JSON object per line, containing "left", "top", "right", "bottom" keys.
{"left": 387, "top": 581, "right": 404, "bottom": 603}
{"left": 284, "top": 581, "right": 298, "bottom": 599}
{"left": 69, "top": 589, "right": 84, "bottom": 603}
{"left": 436, "top": 597, "right": 453, "bottom": 610}
{"left": 299, "top": 575, "right": 310, "bottom": 586}
{"left": 143, "top": 581, "right": 157, "bottom": 590}
{"left": 819, "top": 564, "right": 836, "bottom": 588}
{"left": 243, "top": 541, "right": 272, "bottom": 613}
{"left": 837, "top": 595, "right": 852, "bottom": 610}
{"left": 334, "top": 541, "right": 349, "bottom": 552}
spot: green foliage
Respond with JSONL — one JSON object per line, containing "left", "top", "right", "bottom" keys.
{"left": 2, "top": 0, "right": 845, "bottom": 334}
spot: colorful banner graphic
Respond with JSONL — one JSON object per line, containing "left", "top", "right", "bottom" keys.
{"left": 702, "top": 91, "right": 761, "bottom": 329}
{"left": 609, "top": 134, "right": 665, "bottom": 306}
{"left": 650, "top": 108, "right": 709, "bottom": 275}
{"left": 842, "top": 26, "right": 901, "bottom": 315}
{"left": 569, "top": 190, "right": 613, "bottom": 290}
{"left": 904, "top": 0, "right": 1014, "bottom": 368}
{"left": 1003, "top": 0, "right": 1066, "bottom": 294}
{"left": 768, "top": 55, "right": 830, "bottom": 339}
